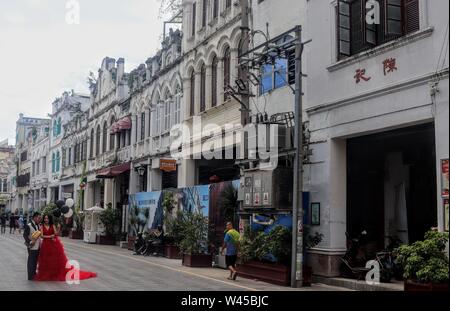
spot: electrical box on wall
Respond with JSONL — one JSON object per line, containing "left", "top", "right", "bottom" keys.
{"left": 243, "top": 167, "right": 293, "bottom": 211}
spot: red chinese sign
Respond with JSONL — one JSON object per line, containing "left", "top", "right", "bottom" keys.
{"left": 354, "top": 68, "right": 371, "bottom": 83}
{"left": 442, "top": 159, "right": 449, "bottom": 198}
{"left": 159, "top": 159, "right": 177, "bottom": 172}
{"left": 383, "top": 58, "right": 398, "bottom": 75}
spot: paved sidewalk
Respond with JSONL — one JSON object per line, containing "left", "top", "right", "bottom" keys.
{"left": 0, "top": 233, "right": 350, "bottom": 291}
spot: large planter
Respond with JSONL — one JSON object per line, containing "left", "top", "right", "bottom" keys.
{"left": 61, "top": 228, "right": 70, "bottom": 237}
{"left": 96, "top": 235, "right": 116, "bottom": 245}
{"left": 182, "top": 253, "right": 212, "bottom": 267}
{"left": 69, "top": 229, "right": 84, "bottom": 240}
{"left": 303, "top": 265, "right": 313, "bottom": 287}
{"left": 128, "top": 236, "right": 136, "bottom": 251}
{"left": 404, "top": 280, "right": 449, "bottom": 292}
{"left": 237, "top": 260, "right": 290, "bottom": 286}
{"left": 165, "top": 245, "right": 182, "bottom": 259}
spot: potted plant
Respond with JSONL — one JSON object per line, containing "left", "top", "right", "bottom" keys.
{"left": 238, "top": 225, "right": 292, "bottom": 286}
{"left": 98, "top": 206, "right": 121, "bottom": 245}
{"left": 178, "top": 210, "right": 212, "bottom": 267}
{"left": 69, "top": 207, "right": 84, "bottom": 240}
{"left": 397, "top": 230, "right": 449, "bottom": 291}
{"left": 163, "top": 192, "right": 183, "bottom": 259}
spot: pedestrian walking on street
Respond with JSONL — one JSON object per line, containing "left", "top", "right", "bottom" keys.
{"left": 0, "top": 214, "right": 6, "bottom": 235}
{"left": 23, "top": 212, "right": 42, "bottom": 281}
{"left": 18, "top": 215, "right": 24, "bottom": 234}
{"left": 221, "top": 222, "right": 240, "bottom": 281}
{"left": 9, "top": 214, "right": 16, "bottom": 234}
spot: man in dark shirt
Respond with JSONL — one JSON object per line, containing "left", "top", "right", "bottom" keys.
{"left": 0, "top": 214, "right": 6, "bottom": 234}
{"left": 9, "top": 214, "right": 16, "bottom": 234}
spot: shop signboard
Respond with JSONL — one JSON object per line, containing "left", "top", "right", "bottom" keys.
{"left": 441, "top": 159, "right": 449, "bottom": 198}
{"left": 159, "top": 159, "right": 177, "bottom": 172}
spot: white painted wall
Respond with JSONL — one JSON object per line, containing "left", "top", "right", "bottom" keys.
{"left": 305, "top": 0, "right": 449, "bottom": 255}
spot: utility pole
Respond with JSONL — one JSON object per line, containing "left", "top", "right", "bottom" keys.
{"left": 239, "top": 0, "right": 250, "bottom": 127}
{"left": 291, "top": 25, "right": 304, "bottom": 288}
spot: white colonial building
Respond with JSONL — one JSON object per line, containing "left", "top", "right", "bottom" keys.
{"left": 13, "top": 114, "right": 51, "bottom": 216}
{"left": 129, "top": 29, "right": 184, "bottom": 194}
{"left": 84, "top": 57, "right": 131, "bottom": 214}
{"left": 29, "top": 128, "right": 50, "bottom": 210}
{"left": 303, "top": 0, "right": 449, "bottom": 276}
{"left": 179, "top": 0, "right": 244, "bottom": 187}
{"left": 48, "top": 91, "right": 90, "bottom": 203}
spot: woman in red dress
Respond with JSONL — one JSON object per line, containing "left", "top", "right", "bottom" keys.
{"left": 34, "top": 214, "right": 97, "bottom": 282}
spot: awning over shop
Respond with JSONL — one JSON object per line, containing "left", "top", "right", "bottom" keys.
{"left": 96, "top": 162, "right": 131, "bottom": 179}
{"left": 110, "top": 117, "right": 132, "bottom": 134}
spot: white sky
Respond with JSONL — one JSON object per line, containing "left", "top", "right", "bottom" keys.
{"left": 0, "top": 0, "right": 168, "bottom": 145}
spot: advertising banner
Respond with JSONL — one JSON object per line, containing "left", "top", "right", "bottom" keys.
{"left": 128, "top": 191, "right": 163, "bottom": 236}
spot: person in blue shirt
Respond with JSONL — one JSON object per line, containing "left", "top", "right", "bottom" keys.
{"left": 221, "top": 222, "right": 240, "bottom": 280}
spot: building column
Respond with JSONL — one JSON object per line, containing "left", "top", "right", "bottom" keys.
{"left": 217, "top": 58, "right": 224, "bottom": 106}
{"left": 306, "top": 138, "right": 347, "bottom": 277}
{"left": 145, "top": 109, "right": 150, "bottom": 140}
{"left": 179, "top": 159, "right": 196, "bottom": 187}
{"left": 230, "top": 48, "right": 239, "bottom": 89}
{"left": 182, "top": 77, "right": 191, "bottom": 119}
{"left": 205, "top": 65, "right": 213, "bottom": 110}
{"left": 131, "top": 115, "right": 138, "bottom": 146}
{"left": 104, "top": 179, "right": 114, "bottom": 208}
{"left": 194, "top": 72, "right": 201, "bottom": 115}
{"left": 149, "top": 168, "right": 162, "bottom": 192}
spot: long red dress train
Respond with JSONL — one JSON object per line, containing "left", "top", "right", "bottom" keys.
{"left": 34, "top": 225, "right": 97, "bottom": 282}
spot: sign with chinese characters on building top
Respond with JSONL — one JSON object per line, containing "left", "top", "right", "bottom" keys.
{"left": 442, "top": 159, "right": 449, "bottom": 198}
{"left": 354, "top": 57, "right": 398, "bottom": 84}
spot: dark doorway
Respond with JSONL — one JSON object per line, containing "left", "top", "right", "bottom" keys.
{"left": 197, "top": 159, "right": 240, "bottom": 185}
{"left": 162, "top": 169, "right": 178, "bottom": 189}
{"left": 347, "top": 123, "right": 437, "bottom": 250}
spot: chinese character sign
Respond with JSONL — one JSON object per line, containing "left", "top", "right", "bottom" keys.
{"left": 383, "top": 58, "right": 398, "bottom": 75}
{"left": 354, "top": 69, "right": 371, "bottom": 83}
{"left": 442, "top": 159, "right": 449, "bottom": 198}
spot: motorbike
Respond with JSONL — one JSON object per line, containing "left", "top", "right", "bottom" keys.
{"left": 340, "top": 230, "right": 371, "bottom": 279}
{"left": 375, "top": 236, "right": 404, "bottom": 282}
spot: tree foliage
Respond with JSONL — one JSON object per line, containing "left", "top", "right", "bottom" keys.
{"left": 397, "top": 230, "right": 449, "bottom": 284}
{"left": 158, "top": 0, "right": 182, "bottom": 17}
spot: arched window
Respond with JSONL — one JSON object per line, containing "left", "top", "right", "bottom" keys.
{"left": 164, "top": 91, "right": 172, "bottom": 132}
{"left": 96, "top": 125, "right": 101, "bottom": 156}
{"left": 52, "top": 153, "right": 56, "bottom": 173}
{"left": 200, "top": 64, "right": 206, "bottom": 112}
{"left": 57, "top": 117, "right": 62, "bottom": 135}
{"left": 174, "top": 84, "right": 182, "bottom": 125}
{"left": 223, "top": 47, "right": 231, "bottom": 101}
{"left": 102, "top": 122, "right": 108, "bottom": 153}
{"left": 211, "top": 56, "right": 218, "bottom": 107}
{"left": 190, "top": 70, "right": 195, "bottom": 116}
{"left": 110, "top": 117, "right": 115, "bottom": 150}
{"left": 141, "top": 112, "right": 146, "bottom": 141}
{"left": 56, "top": 151, "right": 60, "bottom": 172}
{"left": 90, "top": 129, "right": 94, "bottom": 158}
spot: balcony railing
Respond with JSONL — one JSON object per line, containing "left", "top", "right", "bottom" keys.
{"left": 117, "top": 146, "right": 131, "bottom": 163}
{"left": 95, "top": 150, "right": 116, "bottom": 169}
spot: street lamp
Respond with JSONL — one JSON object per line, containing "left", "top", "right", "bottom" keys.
{"left": 137, "top": 166, "right": 146, "bottom": 177}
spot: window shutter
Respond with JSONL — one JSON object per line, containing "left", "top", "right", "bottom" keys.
{"left": 337, "top": 0, "right": 352, "bottom": 57}
{"left": 364, "top": 0, "right": 377, "bottom": 45}
{"left": 350, "top": 0, "right": 365, "bottom": 54}
{"left": 404, "top": 0, "right": 419, "bottom": 34}
{"left": 386, "top": 0, "right": 403, "bottom": 36}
